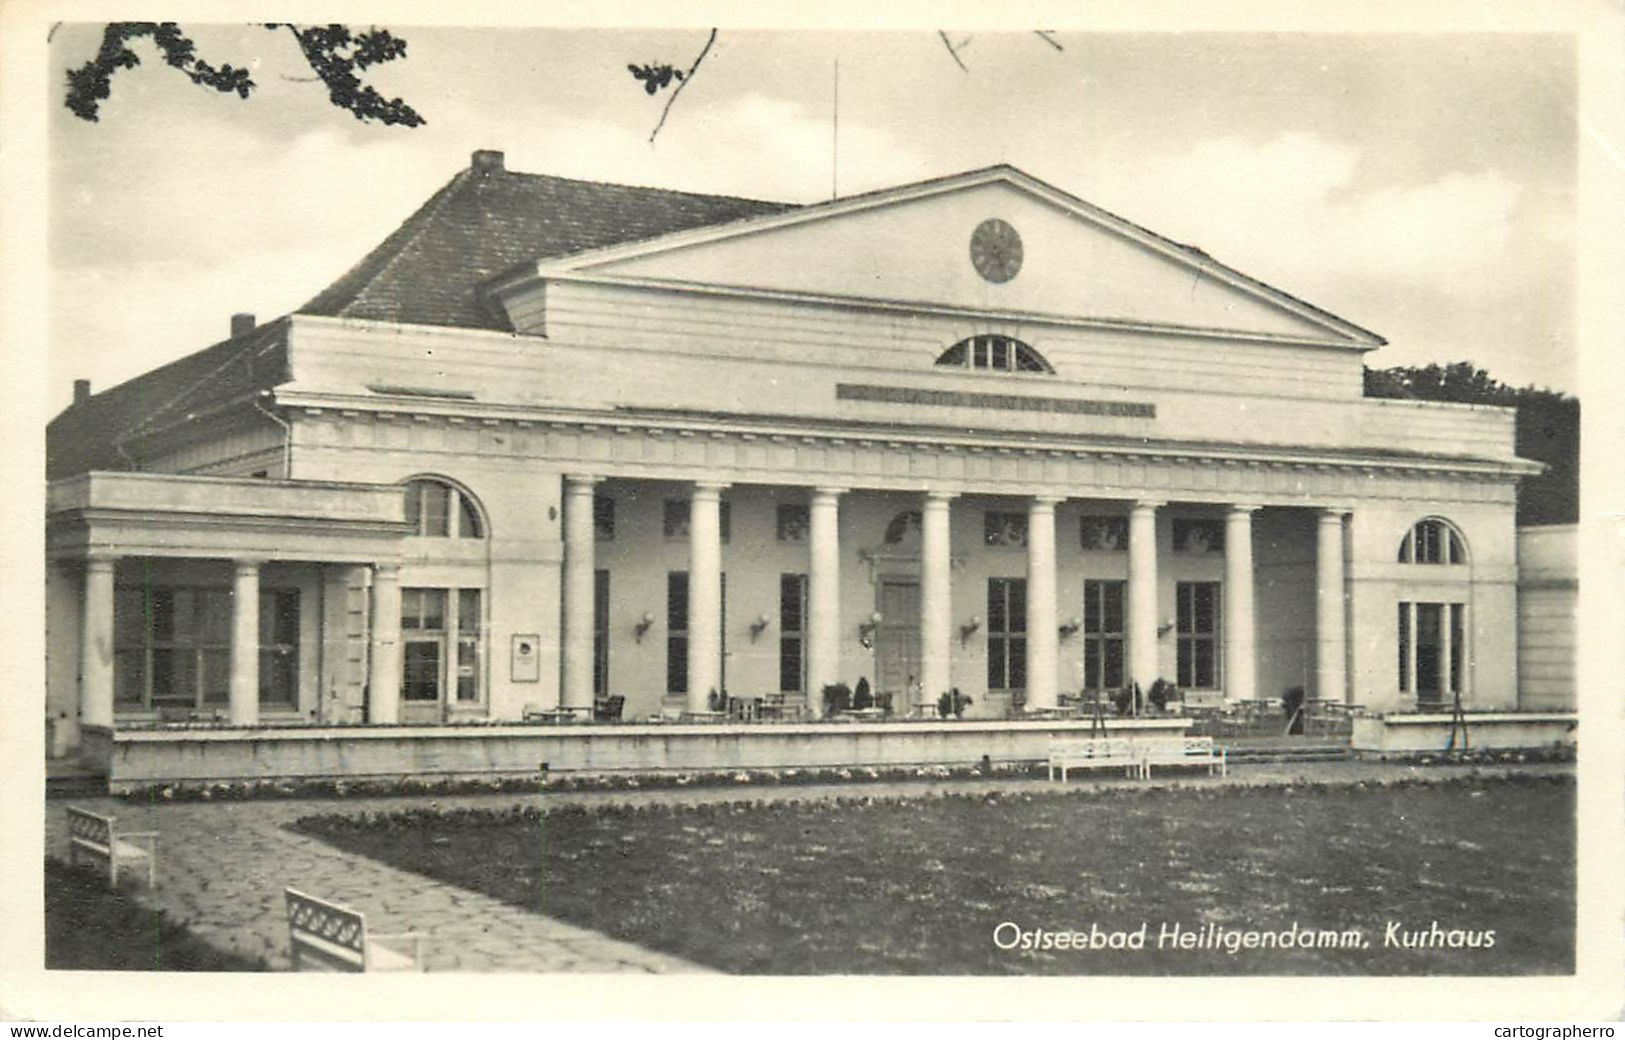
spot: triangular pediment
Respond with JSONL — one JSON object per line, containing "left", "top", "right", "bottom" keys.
{"left": 525, "top": 167, "right": 1381, "bottom": 346}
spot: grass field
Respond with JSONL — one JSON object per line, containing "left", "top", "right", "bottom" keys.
{"left": 294, "top": 775, "right": 1574, "bottom": 975}
{"left": 45, "top": 858, "right": 266, "bottom": 971}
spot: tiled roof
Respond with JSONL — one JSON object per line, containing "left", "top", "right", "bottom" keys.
{"left": 47, "top": 160, "right": 795, "bottom": 478}
{"left": 46, "top": 322, "right": 288, "bottom": 480}
{"left": 299, "top": 160, "right": 796, "bottom": 330}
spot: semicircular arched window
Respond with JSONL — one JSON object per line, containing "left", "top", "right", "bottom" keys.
{"left": 936, "top": 334, "right": 1054, "bottom": 374}
{"left": 403, "top": 477, "right": 487, "bottom": 539}
{"left": 1397, "top": 517, "right": 1465, "bottom": 564}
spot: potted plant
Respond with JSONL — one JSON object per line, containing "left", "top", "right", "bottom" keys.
{"left": 1111, "top": 681, "right": 1143, "bottom": 717}
{"left": 853, "top": 677, "right": 873, "bottom": 710}
{"left": 1148, "top": 678, "right": 1177, "bottom": 714}
{"left": 937, "top": 688, "right": 973, "bottom": 718}
{"left": 822, "top": 682, "right": 852, "bottom": 716}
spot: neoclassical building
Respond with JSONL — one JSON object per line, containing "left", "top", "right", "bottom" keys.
{"left": 46, "top": 153, "right": 1541, "bottom": 767}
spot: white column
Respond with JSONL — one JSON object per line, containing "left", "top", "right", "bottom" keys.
{"left": 368, "top": 563, "right": 402, "bottom": 724}
{"left": 79, "top": 556, "right": 115, "bottom": 729}
{"left": 1127, "top": 500, "right": 1163, "bottom": 692}
{"left": 561, "top": 474, "right": 601, "bottom": 713}
{"left": 687, "top": 482, "right": 727, "bottom": 713}
{"left": 1024, "top": 496, "right": 1061, "bottom": 711}
{"left": 1315, "top": 508, "right": 1348, "bottom": 703}
{"left": 229, "top": 560, "right": 262, "bottom": 726}
{"left": 806, "top": 487, "right": 845, "bottom": 718}
{"left": 1223, "top": 505, "right": 1260, "bottom": 703}
{"left": 919, "top": 491, "right": 956, "bottom": 703}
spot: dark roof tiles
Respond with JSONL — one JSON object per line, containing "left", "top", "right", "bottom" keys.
{"left": 300, "top": 165, "right": 796, "bottom": 330}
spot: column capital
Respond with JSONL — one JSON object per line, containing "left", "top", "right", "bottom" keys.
{"left": 83, "top": 554, "right": 116, "bottom": 573}
{"left": 811, "top": 485, "right": 848, "bottom": 500}
{"left": 1029, "top": 494, "right": 1065, "bottom": 508}
{"left": 1317, "top": 506, "right": 1354, "bottom": 520}
{"left": 923, "top": 489, "right": 959, "bottom": 504}
{"left": 1131, "top": 499, "right": 1165, "bottom": 512}
{"left": 374, "top": 562, "right": 401, "bottom": 580}
{"left": 234, "top": 557, "right": 265, "bottom": 574}
{"left": 692, "top": 481, "right": 731, "bottom": 497}
{"left": 1227, "top": 502, "right": 1264, "bottom": 515}
{"left": 563, "top": 473, "right": 604, "bottom": 489}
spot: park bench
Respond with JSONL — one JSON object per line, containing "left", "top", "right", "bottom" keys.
{"left": 66, "top": 806, "right": 157, "bottom": 888}
{"left": 1139, "top": 736, "right": 1228, "bottom": 779}
{"left": 284, "top": 887, "right": 424, "bottom": 972}
{"left": 1046, "top": 737, "right": 1142, "bottom": 781}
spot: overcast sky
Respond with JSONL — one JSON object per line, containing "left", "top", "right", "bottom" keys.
{"left": 46, "top": 25, "right": 1577, "bottom": 410}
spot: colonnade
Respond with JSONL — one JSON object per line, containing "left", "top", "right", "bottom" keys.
{"left": 558, "top": 475, "right": 1353, "bottom": 716}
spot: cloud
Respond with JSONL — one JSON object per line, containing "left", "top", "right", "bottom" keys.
{"left": 1083, "top": 131, "right": 1524, "bottom": 298}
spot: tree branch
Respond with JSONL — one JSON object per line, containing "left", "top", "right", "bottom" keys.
{"left": 938, "top": 30, "right": 969, "bottom": 72}
{"left": 648, "top": 28, "right": 717, "bottom": 143}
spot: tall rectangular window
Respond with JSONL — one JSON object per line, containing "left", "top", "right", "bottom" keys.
{"left": 1176, "top": 582, "right": 1221, "bottom": 689}
{"left": 593, "top": 496, "right": 615, "bottom": 541}
{"left": 1398, "top": 602, "right": 1411, "bottom": 691}
{"left": 455, "top": 588, "right": 481, "bottom": 702}
{"left": 401, "top": 588, "right": 447, "bottom": 703}
{"left": 1398, "top": 600, "right": 1466, "bottom": 703}
{"left": 258, "top": 588, "right": 300, "bottom": 708}
{"left": 779, "top": 573, "right": 807, "bottom": 692}
{"left": 666, "top": 571, "right": 688, "bottom": 694}
{"left": 1082, "top": 579, "right": 1125, "bottom": 691}
{"left": 593, "top": 569, "right": 610, "bottom": 696}
{"left": 987, "top": 578, "right": 1027, "bottom": 691}
{"left": 115, "top": 584, "right": 299, "bottom": 711}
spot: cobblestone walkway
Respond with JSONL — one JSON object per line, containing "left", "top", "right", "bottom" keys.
{"left": 44, "top": 758, "right": 1570, "bottom": 973}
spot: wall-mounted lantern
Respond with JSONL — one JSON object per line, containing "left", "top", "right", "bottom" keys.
{"left": 858, "top": 611, "right": 883, "bottom": 649}
{"left": 1059, "top": 616, "right": 1082, "bottom": 639}
{"left": 634, "top": 612, "right": 655, "bottom": 643}
{"left": 750, "top": 612, "right": 772, "bottom": 641}
{"left": 960, "top": 614, "right": 983, "bottom": 643}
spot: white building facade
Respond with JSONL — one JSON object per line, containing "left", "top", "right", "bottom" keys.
{"left": 45, "top": 155, "right": 1540, "bottom": 757}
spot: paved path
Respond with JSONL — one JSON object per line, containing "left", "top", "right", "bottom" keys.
{"left": 45, "top": 758, "right": 1570, "bottom": 973}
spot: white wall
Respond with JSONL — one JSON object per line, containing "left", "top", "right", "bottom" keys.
{"left": 1516, "top": 525, "right": 1577, "bottom": 711}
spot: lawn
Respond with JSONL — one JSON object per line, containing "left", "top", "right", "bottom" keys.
{"left": 45, "top": 858, "right": 266, "bottom": 971}
{"left": 293, "top": 775, "right": 1573, "bottom": 975}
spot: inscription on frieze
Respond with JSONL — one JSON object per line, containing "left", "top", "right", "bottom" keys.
{"left": 836, "top": 383, "right": 1156, "bottom": 419}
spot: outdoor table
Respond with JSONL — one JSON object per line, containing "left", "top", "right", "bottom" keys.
{"left": 727, "top": 696, "right": 762, "bottom": 722}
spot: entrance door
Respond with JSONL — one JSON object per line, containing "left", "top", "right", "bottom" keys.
{"left": 874, "top": 579, "right": 920, "bottom": 711}
{"left": 399, "top": 587, "right": 482, "bottom": 723}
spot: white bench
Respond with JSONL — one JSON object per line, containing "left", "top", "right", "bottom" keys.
{"left": 66, "top": 806, "right": 157, "bottom": 888}
{"left": 284, "top": 887, "right": 425, "bottom": 972}
{"left": 1047, "top": 738, "right": 1143, "bottom": 781}
{"left": 1140, "top": 736, "right": 1228, "bottom": 778}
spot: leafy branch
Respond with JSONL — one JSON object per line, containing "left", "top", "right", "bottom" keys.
{"left": 630, "top": 28, "right": 718, "bottom": 143}
{"left": 64, "top": 22, "right": 423, "bottom": 127}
